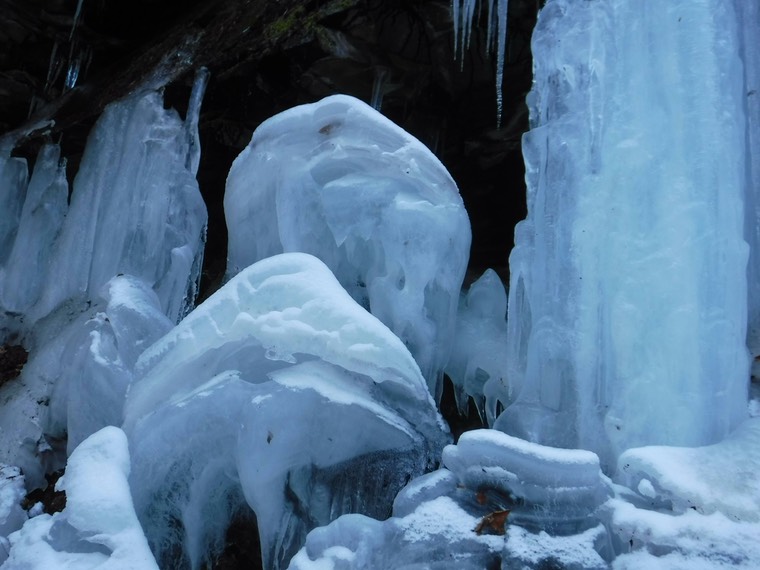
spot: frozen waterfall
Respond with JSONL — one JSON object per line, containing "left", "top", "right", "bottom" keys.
{"left": 497, "top": 0, "right": 751, "bottom": 467}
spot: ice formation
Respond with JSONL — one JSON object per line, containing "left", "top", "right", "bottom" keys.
{"left": 0, "top": 465, "right": 26, "bottom": 564}
{"left": 123, "top": 253, "right": 448, "bottom": 568}
{"left": 224, "top": 94, "right": 471, "bottom": 394}
{"left": 289, "top": 428, "right": 612, "bottom": 569}
{"left": 500, "top": 0, "right": 750, "bottom": 467}
{"left": 444, "top": 268, "right": 508, "bottom": 421}
{"left": 29, "top": 72, "right": 208, "bottom": 324}
{"left": 451, "top": 0, "right": 510, "bottom": 125}
{"left": 2, "top": 427, "right": 158, "bottom": 570}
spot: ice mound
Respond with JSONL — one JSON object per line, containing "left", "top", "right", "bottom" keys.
{"left": 224, "top": 94, "right": 471, "bottom": 392}
{"left": 290, "top": 429, "right": 611, "bottom": 569}
{"left": 47, "top": 275, "right": 173, "bottom": 454}
{"left": 442, "top": 429, "right": 611, "bottom": 535}
{"left": 32, "top": 72, "right": 208, "bottom": 323}
{"left": 123, "top": 253, "right": 448, "bottom": 568}
{"left": 3, "top": 427, "right": 158, "bottom": 569}
{"left": 503, "top": 0, "right": 749, "bottom": 467}
{"left": 615, "top": 417, "right": 760, "bottom": 522}
{"left": 444, "top": 268, "right": 509, "bottom": 422}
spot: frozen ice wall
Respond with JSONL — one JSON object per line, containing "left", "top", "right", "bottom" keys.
{"left": 32, "top": 71, "right": 209, "bottom": 323}
{"left": 225, "top": 94, "right": 471, "bottom": 394}
{"left": 500, "top": 0, "right": 749, "bottom": 466}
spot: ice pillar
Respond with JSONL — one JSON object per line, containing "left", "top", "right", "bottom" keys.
{"left": 500, "top": 0, "right": 749, "bottom": 467}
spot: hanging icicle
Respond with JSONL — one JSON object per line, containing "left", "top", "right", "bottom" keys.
{"left": 452, "top": 0, "right": 509, "bottom": 127}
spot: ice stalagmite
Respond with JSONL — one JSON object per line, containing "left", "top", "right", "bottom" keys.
{"left": 499, "top": 0, "right": 749, "bottom": 467}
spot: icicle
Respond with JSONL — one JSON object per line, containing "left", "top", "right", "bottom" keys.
{"left": 184, "top": 67, "right": 210, "bottom": 175}
{"left": 370, "top": 67, "right": 388, "bottom": 111}
{"left": 495, "top": 0, "right": 508, "bottom": 128}
{"left": 70, "top": 0, "right": 85, "bottom": 40}
{"left": 452, "top": 0, "right": 509, "bottom": 126}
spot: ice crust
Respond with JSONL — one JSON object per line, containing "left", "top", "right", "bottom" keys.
{"left": 224, "top": 94, "right": 471, "bottom": 392}
{"left": 2, "top": 427, "right": 158, "bottom": 569}
{"left": 501, "top": 0, "right": 750, "bottom": 467}
{"left": 123, "top": 253, "right": 449, "bottom": 568}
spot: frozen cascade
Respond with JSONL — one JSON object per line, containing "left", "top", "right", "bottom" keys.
{"left": 499, "top": 0, "right": 750, "bottom": 467}
{"left": 738, "top": 1, "right": 760, "bottom": 363}
{"left": 0, "top": 145, "right": 29, "bottom": 269}
{"left": 0, "top": 144, "right": 67, "bottom": 314}
{"left": 32, "top": 71, "right": 208, "bottom": 324}
{"left": 225, "top": 94, "right": 470, "bottom": 395}
{"left": 123, "top": 253, "right": 449, "bottom": 569}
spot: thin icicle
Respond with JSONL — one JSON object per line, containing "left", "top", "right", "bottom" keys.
{"left": 184, "top": 67, "right": 210, "bottom": 175}
{"left": 370, "top": 67, "right": 389, "bottom": 111}
{"left": 70, "top": 0, "right": 85, "bottom": 40}
{"left": 452, "top": 0, "right": 510, "bottom": 126}
{"left": 495, "top": 0, "right": 508, "bottom": 127}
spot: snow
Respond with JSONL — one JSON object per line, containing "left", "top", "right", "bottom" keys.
{"left": 0, "top": 465, "right": 26, "bottom": 565}
{"left": 2, "top": 427, "right": 158, "bottom": 569}
{"left": 224, "top": 94, "right": 470, "bottom": 393}
{"left": 500, "top": 0, "right": 750, "bottom": 469}
{"left": 616, "top": 417, "right": 760, "bottom": 522}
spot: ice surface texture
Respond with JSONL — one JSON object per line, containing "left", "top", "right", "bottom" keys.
{"left": 224, "top": 94, "right": 471, "bottom": 394}
{"left": 3, "top": 427, "right": 158, "bottom": 569}
{"left": 500, "top": 0, "right": 750, "bottom": 467}
{"left": 123, "top": 253, "right": 449, "bottom": 569}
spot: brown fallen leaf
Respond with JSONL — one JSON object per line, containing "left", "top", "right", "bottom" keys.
{"left": 474, "top": 509, "right": 510, "bottom": 535}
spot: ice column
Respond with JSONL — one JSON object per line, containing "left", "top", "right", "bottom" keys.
{"left": 500, "top": 0, "right": 749, "bottom": 467}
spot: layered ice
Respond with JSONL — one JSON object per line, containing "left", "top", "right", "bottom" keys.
{"left": 289, "top": 428, "right": 611, "bottom": 569}
{"left": 501, "top": 0, "right": 750, "bottom": 466}
{"left": 2, "top": 427, "right": 158, "bottom": 569}
{"left": 224, "top": 94, "right": 471, "bottom": 393}
{"left": 444, "top": 268, "right": 508, "bottom": 421}
{"left": 123, "top": 253, "right": 448, "bottom": 568}
{"left": 0, "top": 145, "right": 28, "bottom": 269}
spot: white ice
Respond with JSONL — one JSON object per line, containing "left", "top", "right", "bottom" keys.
{"left": 32, "top": 75, "right": 208, "bottom": 324}
{"left": 123, "top": 252, "right": 448, "bottom": 568}
{"left": 444, "top": 268, "right": 508, "bottom": 421}
{"left": 224, "top": 94, "right": 471, "bottom": 393}
{"left": 0, "top": 465, "right": 26, "bottom": 564}
{"left": 501, "top": 0, "right": 750, "bottom": 468}
{"left": 2, "top": 427, "right": 158, "bottom": 570}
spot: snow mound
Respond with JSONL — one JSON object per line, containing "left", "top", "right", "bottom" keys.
{"left": 3, "top": 427, "right": 157, "bottom": 569}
